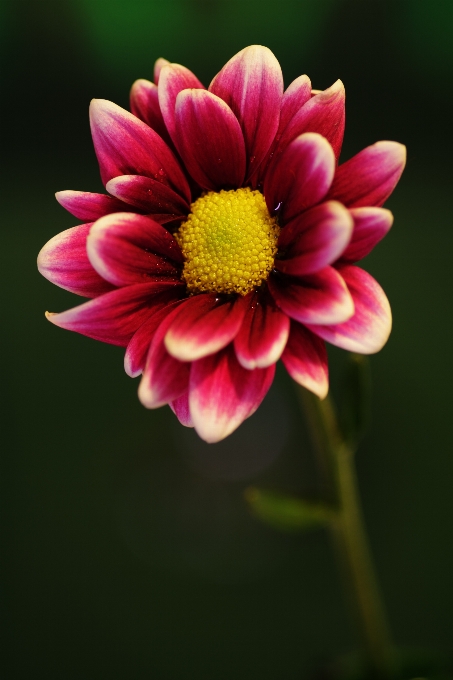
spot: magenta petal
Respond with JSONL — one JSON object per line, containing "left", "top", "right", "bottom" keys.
{"left": 279, "top": 75, "right": 313, "bottom": 133}
{"left": 38, "top": 224, "right": 115, "bottom": 298}
{"left": 256, "top": 74, "right": 312, "bottom": 184}
{"left": 87, "top": 213, "right": 183, "bottom": 287}
{"left": 89, "top": 99, "right": 191, "bottom": 201}
{"left": 55, "top": 190, "right": 130, "bottom": 221}
{"left": 169, "top": 392, "right": 194, "bottom": 428}
{"left": 106, "top": 175, "right": 189, "bottom": 215}
{"left": 174, "top": 89, "right": 246, "bottom": 190}
{"left": 189, "top": 346, "right": 275, "bottom": 443}
{"left": 268, "top": 267, "right": 354, "bottom": 325}
{"left": 307, "top": 265, "right": 392, "bottom": 353}
{"left": 129, "top": 79, "right": 172, "bottom": 144}
{"left": 46, "top": 281, "right": 183, "bottom": 346}
{"left": 273, "top": 80, "right": 345, "bottom": 162}
{"left": 209, "top": 45, "right": 283, "bottom": 181}
{"left": 147, "top": 213, "right": 184, "bottom": 228}
{"left": 234, "top": 292, "right": 290, "bottom": 369}
{"left": 138, "top": 308, "right": 191, "bottom": 408}
{"left": 154, "top": 57, "right": 170, "bottom": 85}
{"left": 165, "top": 293, "right": 248, "bottom": 362}
{"left": 158, "top": 63, "right": 205, "bottom": 144}
{"left": 281, "top": 322, "right": 328, "bottom": 398}
{"left": 124, "top": 301, "right": 181, "bottom": 377}
{"left": 264, "top": 133, "right": 336, "bottom": 223}
{"left": 275, "top": 201, "right": 353, "bottom": 276}
{"left": 326, "top": 141, "right": 406, "bottom": 208}
{"left": 341, "top": 207, "right": 394, "bottom": 262}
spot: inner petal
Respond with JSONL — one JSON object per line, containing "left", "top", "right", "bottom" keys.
{"left": 176, "top": 188, "right": 280, "bottom": 296}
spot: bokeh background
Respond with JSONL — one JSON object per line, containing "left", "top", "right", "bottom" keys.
{"left": 2, "top": 0, "right": 453, "bottom": 677}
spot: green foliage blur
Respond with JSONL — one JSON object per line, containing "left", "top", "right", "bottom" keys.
{"left": 1, "top": 0, "right": 452, "bottom": 677}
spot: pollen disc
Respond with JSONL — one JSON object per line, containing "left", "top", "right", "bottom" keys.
{"left": 176, "top": 187, "right": 280, "bottom": 296}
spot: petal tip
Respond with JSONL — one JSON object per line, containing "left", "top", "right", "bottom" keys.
{"left": 377, "top": 140, "right": 407, "bottom": 165}
{"left": 124, "top": 354, "right": 142, "bottom": 378}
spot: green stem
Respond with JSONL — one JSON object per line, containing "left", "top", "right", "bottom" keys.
{"left": 298, "top": 387, "right": 393, "bottom": 678}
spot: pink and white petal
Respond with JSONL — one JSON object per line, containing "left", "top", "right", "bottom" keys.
{"left": 169, "top": 392, "right": 194, "bottom": 428}
{"left": 276, "top": 201, "right": 353, "bottom": 275}
{"left": 209, "top": 45, "right": 283, "bottom": 180}
{"left": 174, "top": 90, "right": 246, "bottom": 190}
{"left": 252, "top": 75, "right": 311, "bottom": 186}
{"left": 138, "top": 308, "right": 191, "bottom": 408}
{"left": 273, "top": 80, "right": 345, "bottom": 162}
{"left": 326, "top": 141, "right": 406, "bottom": 208}
{"left": 129, "top": 79, "right": 172, "bottom": 144}
{"left": 46, "top": 281, "right": 183, "bottom": 346}
{"left": 154, "top": 57, "right": 170, "bottom": 85}
{"left": 87, "top": 213, "right": 183, "bottom": 287}
{"left": 341, "top": 207, "right": 393, "bottom": 262}
{"left": 106, "top": 175, "right": 189, "bottom": 215}
{"left": 125, "top": 300, "right": 182, "bottom": 377}
{"left": 281, "top": 322, "right": 328, "bottom": 399}
{"left": 268, "top": 267, "right": 354, "bottom": 325}
{"left": 158, "top": 63, "right": 205, "bottom": 144}
{"left": 256, "top": 74, "right": 312, "bottom": 185}
{"left": 307, "top": 265, "right": 392, "bottom": 354}
{"left": 264, "top": 133, "right": 335, "bottom": 223}
{"left": 165, "top": 293, "right": 248, "bottom": 362}
{"left": 234, "top": 292, "right": 290, "bottom": 369}
{"left": 55, "top": 191, "right": 131, "bottom": 221}
{"left": 189, "top": 346, "right": 275, "bottom": 443}
{"left": 89, "top": 99, "right": 191, "bottom": 202}
{"left": 280, "top": 74, "right": 313, "bottom": 133}
{"left": 38, "top": 224, "right": 115, "bottom": 298}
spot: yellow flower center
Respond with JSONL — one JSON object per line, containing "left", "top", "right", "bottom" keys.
{"left": 176, "top": 188, "right": 280, "bottom": 296}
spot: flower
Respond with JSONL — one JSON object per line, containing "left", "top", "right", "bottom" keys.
{"left": 38, "top": 45, "right": 406, "bottom": 443}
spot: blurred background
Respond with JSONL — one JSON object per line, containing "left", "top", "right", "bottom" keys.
{"left": 1, "top": 0, "right": 453, "bottom": 677}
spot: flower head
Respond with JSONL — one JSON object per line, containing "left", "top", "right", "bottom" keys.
{"left": 38, "top": 46, "right": 406, "bottom": 443}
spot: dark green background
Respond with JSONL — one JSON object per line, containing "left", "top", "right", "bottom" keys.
{"left": 2, "top": 0, "right": 452, "bottom": 677}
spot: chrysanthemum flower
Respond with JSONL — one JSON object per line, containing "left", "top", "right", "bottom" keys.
{"left": 38, "top": 46, "right": 405, "bottom": 443}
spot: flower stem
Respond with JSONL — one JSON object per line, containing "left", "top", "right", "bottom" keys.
{"left": 298, "top": 386, "right": 393, "bottom": 678}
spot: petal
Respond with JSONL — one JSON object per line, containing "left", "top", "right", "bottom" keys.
{"left": 281, "top": 321, "right": 328, "bottom": 399}
{"left": 89, "top": 99, "right": 191, "bottom": 202}
{"left": 124, "top": 300, "right": 181, "bottom": 377}
{"left": 326, "top": 141, "right": 406, "bottom": 208}
{"left": 307, "top": 265, "right": 392, "bottom": 354}
{"left": 209, "top": 45, "right": 283, "bottom": 181}
{"left": 158, "top": 63, "right": 205, "bottom": 144}
{"left": 129, "top": 79, "right": 172, "bottom": 144}
{"left": 138, "top": 307, "right": 191, "bottom": 408}
{"left": 165, "top": 293, "right": 248, "bottom": 362}
{"left": 169, "top": 392, "right": 194, "bottom": 428}
{"left": 256, "top": 74, "right": 312, "bottom": 184}
{"left": 154, "top": 57, "right": 170, "bottom": 85}
{"left": 234, "top": 292, "right": 290, "bottom": 369}
{"left": 174, "top": 89, "right": 246, "bottom": 190}
{"left": 273, "top": 80, "right": 345, "bottom": 162}
{"left": 87, "top": 213, "right": 183, "bottom": 287}
{"left": 147, "top": 213, "right": 184, "bottom": 228}
{"left": 38, "top": 224, "right": 115, "bottom": 298}
{"left": 279, "top": 75, "right": 313, "bottom": 133}
{"left": 340, "top": 207, "right": 393, "bottom": 262}
{"left": 106, "top": 175, "right": 189, "bottom": 215}
{"left": 189, "top": 346, "right": 275, "bottom": 443}
{"left": 264, "top": 133, "right": 335, "bottom": 223}
{"left": 46, "top": 281, "right": 183, "bottom": 346}
{"left": 275, "top": 201, "right": 353, "bottom": 275}
{"left": 55, "top": 190, "right": 131, "bottom": 221}
{"left": 268, "top": 267, "right": 354, "bottom": 325}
